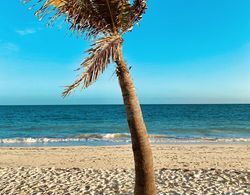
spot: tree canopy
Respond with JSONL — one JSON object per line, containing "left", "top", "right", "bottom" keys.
{"left": 24, "top": 0, "right": 147, "bottom": 95}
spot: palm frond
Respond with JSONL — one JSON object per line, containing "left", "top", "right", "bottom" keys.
{"left": 130, "top": 0, "right": 147, "bottom": 24}
{"left": 63, "top": 35, "right": 123, "bottom": 97}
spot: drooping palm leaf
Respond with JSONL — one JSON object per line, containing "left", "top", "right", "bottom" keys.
{"left": 63, "top": 35, "right": 123, "bottom": 96}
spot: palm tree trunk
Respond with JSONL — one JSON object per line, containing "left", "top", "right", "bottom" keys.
{"left": 115, "top": 47, "right": 156, "bottom": 195}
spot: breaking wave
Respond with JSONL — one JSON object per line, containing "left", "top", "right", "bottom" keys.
{"left": 0, "top": 133, "right": 250, "bottom": 145}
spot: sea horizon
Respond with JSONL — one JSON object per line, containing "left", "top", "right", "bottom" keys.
{"left": 1, "top": 103, "right": 250, "bottom": 106}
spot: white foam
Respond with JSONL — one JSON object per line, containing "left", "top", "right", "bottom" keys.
{"left": 102, "top": 133, "right": 130, "bottom": 139}
{"left": 0, "top": 133, "right": 130, "bottom": 144}
{"left": 0, "top": 134, "right": 249, "bottom": 145}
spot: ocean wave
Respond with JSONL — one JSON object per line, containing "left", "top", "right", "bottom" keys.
{"left": 0, "top": 133, "right": 250, "bottom": 145}
{"left": 76, "top": 133, "right": 130, "bottom": 139}
{"left": 0, "top": 133, "right": 131, "bottom": 144}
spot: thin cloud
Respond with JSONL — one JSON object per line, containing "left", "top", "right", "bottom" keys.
{"left": 0, "top": 42, "right": 19, "bottom": 56}
{"left": 1, "top": 42, "right": 19, "bottom": 52}
{"left": 16, "top": 28, "right": 36, "bottom": 36}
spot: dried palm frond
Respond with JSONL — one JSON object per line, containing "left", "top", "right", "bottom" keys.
{"left": 130, "top": 0, "right": 147, "bottom": 24}
{"left": 63, "top": 35, "right": 123, "bottom": 97}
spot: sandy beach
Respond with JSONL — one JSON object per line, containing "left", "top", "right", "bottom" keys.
{"left": 0, "top": 144, "right": 249, "bottom": 194}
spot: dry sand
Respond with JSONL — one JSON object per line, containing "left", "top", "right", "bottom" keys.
{"left": 0, "top": 144, "right": 249, "bottom": 169}
{"left": 0, "top": 144, "right": 249, "bottom": 194}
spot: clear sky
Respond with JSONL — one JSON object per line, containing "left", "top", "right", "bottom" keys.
{"left": 0, "top": 0, "right": 249, "bottom": 105}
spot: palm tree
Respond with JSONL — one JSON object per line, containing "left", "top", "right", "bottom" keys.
{"left": 24, "top": 0, "right": 156, "bottom": 194}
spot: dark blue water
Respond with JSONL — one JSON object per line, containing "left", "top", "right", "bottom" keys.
{"left": 0, "top": 105, "right": 249, "bottom": 146}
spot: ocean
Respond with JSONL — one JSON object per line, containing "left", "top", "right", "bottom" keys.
{"left": 0, "top": 104, "right": 249, "bottom": 146}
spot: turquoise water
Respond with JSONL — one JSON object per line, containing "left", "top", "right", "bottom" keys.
{"left": 0, "top": 105, "right": 249, "bottom": 146}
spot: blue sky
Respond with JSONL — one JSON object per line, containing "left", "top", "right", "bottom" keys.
{"left": 0, "top": 0, "right": 249, "bottom": 105}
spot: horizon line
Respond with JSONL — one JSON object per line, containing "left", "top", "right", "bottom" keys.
{"left": 1, "top": 103, "right": 250, "bottom": 106}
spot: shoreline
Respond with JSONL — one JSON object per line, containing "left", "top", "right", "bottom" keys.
{"left": 0, "top": 140, "right": 250, "bottom": 147}
{"left": 0, "top": 138, "right": 250, "bottom": 147}
{"left": 1, "top": 136, "right": 250, "bottom": 148}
